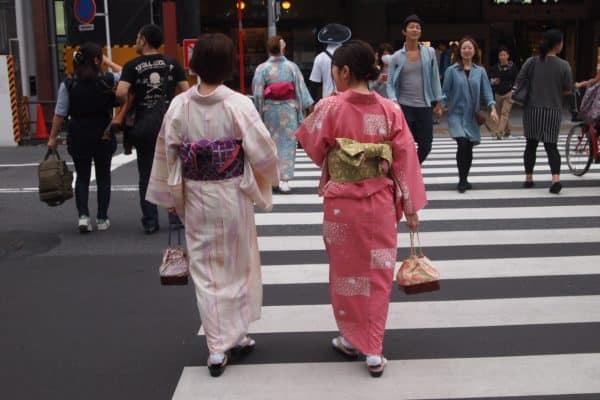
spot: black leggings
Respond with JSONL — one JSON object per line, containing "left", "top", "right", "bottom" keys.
{"left": 524, "top": 139, "right": 561, "bottom": 175}
{"left": 455, "top": 137, "right": 474, "bottom": 183}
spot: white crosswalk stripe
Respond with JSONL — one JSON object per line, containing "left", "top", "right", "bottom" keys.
{"left": 173, "top": 136, "right": 600, "bottom": 399}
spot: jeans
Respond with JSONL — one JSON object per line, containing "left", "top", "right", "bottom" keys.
{"left": 400, "top": 104, "right": 433, "bottom": 164}
{"left": 73, "top": 153, "right": 112, "bottom": 219}
{"left": 134, "top": 138, "right": 159, "bottom": 229}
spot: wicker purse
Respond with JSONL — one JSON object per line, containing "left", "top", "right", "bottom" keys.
{"left": 397, "top": 231, "right": 440, "bottom": 294}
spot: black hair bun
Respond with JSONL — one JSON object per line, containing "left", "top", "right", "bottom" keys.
{"left": 366, "top": 65, "right": 380, "bottom": 81}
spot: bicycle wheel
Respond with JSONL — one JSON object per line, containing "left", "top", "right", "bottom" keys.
{"left": 565, "top": 124, "right": 593, "bottom": 176}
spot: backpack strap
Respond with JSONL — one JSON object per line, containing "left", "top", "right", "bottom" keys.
{"left": 65, "top": 76, "right": 75, "bottom": 94}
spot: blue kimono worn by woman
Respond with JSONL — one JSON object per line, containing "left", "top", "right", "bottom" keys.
{"left": 442, "top": 38, "right": 497, "bottom": 193}
{"left": 252, "top": 39, "right": 314, "bottom": 193}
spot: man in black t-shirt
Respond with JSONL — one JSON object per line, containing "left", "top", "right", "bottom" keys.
{"left": 116, "top": 24, "right": 189, "bottom": 234}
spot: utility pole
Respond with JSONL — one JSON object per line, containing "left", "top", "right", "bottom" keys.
{"left": 267, "top": 0, "right": 276, "bottom": 38}
{"left": 15, "top": 0, "right": 30, "bottom": 97}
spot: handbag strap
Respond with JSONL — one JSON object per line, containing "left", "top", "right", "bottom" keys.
{"left": 44, "top": 148, "right": 61, "bottom": 161}
{"left": 408, "top": 230, "right": 425, "bottom": 258}
{"left": 167, "top": 220, "right": 182, "bottom": 246}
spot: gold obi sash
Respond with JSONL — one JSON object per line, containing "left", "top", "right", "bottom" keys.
{"left": 327, "top": 138, "right": 393, "bottom": 183}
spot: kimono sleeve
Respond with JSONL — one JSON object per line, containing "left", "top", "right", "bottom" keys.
{"left": 293, "top": 62, "right": 314, "bottom": 111}
{"left": 231, "top": 95, "right": 279, "bottom": 211}
{"left": 294, "top": 97, "right": 338, "bottom": 167}
{"left": 389, "top": 104, "right": 428, "bottom": 222}
{"left": 146, "top": 96, "right": 186, "bottom": 219}
{"left": 251, "top": 64, "right": 266, "bottom": 115}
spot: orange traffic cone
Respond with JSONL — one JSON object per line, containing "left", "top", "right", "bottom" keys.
{"left": 33, "top": 104, "right": 49, "bottom": 140}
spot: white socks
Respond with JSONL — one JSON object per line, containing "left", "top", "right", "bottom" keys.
{"left": 366, "top": 354, "right": 383, "bottom": 366}
{"left": 209, "top": 353, "right": 225, "bottom": 365}
{"left": 237, "top": 336, "right": 256, "bottom": 347}
{"left": 340, "top": 336, "right": 355, "bottom": 350}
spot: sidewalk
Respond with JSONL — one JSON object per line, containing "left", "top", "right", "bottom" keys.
{"left": 433, "top": 105, "right": 576, "bottom": 137}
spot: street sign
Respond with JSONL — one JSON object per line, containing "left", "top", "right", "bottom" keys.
{"left": 183, "top": 39, "right": 196, "bottom": 70}
{"left": 74, "top": 0, "right": 97, "bottom": 24}
{"left": 78, "top": 24, "right": 95, "bottom": 32}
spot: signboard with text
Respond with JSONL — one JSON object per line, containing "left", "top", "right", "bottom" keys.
{"left": 183, "top": 39, "right": 196, "bottom": 71}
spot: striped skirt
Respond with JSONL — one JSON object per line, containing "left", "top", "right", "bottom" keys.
{"left": 523, "top": 106, "right": 562, "bottom": 143}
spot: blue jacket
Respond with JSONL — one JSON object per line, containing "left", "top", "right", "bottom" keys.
{"left": 386, "top": 44, "right": 443, "bottom": 106}
{"left": 442, "top": 63, "right": 495, "bottom": 143}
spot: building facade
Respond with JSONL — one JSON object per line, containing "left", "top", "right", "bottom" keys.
{"left": 2, "top": 0, "right": 599, "bottom": 99}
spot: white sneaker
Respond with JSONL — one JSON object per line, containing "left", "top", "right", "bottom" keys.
{"left": 78, "top": 216, "right": 92, "bottom": 234}
{"left": 96, "top": 218, "right": 110, "bottom": 231}
{"left": 278, "top": 181, "right": 291, "bottom": 193}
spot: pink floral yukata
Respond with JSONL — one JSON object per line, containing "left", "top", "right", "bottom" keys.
{"left": 295, "top": 90, "right": 427, "bottom": 356}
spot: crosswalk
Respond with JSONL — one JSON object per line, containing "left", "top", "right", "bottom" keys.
{"left": 173, "top": 136, "right": 600, "bottom": 399}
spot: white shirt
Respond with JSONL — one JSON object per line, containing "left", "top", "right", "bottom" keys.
{"left": 309, "top": 44, "right": 340, "bottom": 98}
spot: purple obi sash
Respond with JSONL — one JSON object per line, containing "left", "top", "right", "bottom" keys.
{"left": 180, "top": 139, "right": 244, "bottom": 181}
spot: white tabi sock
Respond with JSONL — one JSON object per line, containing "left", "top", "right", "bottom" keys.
{"left": 366, "top": 354, "right": 383, "bottom": 366}
{"left": 209, "top": 353, "right": 225, "bottom": 365}
{"left": 340, "top": 336, "right": 355, "bottom": 350}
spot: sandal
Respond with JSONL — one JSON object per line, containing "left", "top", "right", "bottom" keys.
{"left": 207, "top": 354, "right": 228, "bottom": 378}
{"left": 332, "top": 336, "right": 359, "bottom": 358}
{"left": 367, "top": 355, "right": 388, "bottom": 378}
{"left": 230, "top": 336, "right": 256, "bottom": 360}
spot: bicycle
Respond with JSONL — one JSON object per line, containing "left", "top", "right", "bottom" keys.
{"left": 566, "top": 121, "right": 599, "bottom": 176}
{"left": 565, "top": 86, "right": 600, "bottom": 176}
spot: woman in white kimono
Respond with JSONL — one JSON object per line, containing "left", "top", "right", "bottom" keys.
{"left": 146, "top": 33, "right": 279, "bottom": 377}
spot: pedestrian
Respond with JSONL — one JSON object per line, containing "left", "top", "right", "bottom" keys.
{"left": 115, "top": 24, "right": 189, "bottom": 234}
{"left": 47, "top": 43, "right": 122, "bottom": 233}
{"left": 386, "top": 14, "right": 443, "bottom": 164}
{"left": 574, "top": 49, "right": 600, "bottom": 89}
{"left": 252, "top": 35, "right": 314, "bottom": 193}
{"left": 309, "top": 23, "right": 352, "bottom": 100}
{"left": 295, "top": 40, "right": 427, "bottom": 377}
{"left": 439, "top": 42, "right": 452, "bottom": 80}
{"left": 146, "top": 33, "right": 279, "bottom": 377}
{"left": 489, "top": 46, "right": 519, "bottom": 139}
{"left": 370, "top": 43, "right": 394, "bottom": 98}
{"left": 442, "top": 36, "right": 498, "bottom": 193}
{"left": 516, "top": 29, "right": 573, "bottom": 194}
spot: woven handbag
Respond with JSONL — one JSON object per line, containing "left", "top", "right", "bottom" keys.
{"left": 397, "top": 231, "right": 440, "bottom": 294}
{"left": 159, "top": 214, "right": 189, "bottom": 285}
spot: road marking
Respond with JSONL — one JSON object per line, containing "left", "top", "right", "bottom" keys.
{"left": 173, "top": 353, "right": 600, "bottom": 400}
{"left": 255, "top": 205, "right": 600, "bottom": 225}
{"left": 260, "top": 256, "right": 600, "bottom": 284}
{"left": 197, "top": 295, "right": 600, "bottom": 334}
{"left": 256, "top": 228, "right": 600, "bottom": 251}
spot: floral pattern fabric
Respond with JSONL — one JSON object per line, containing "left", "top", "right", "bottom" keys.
{"left": 295, "top": 90, "right": 427, "bottom": 356}
{"left": 253, "top": 56, "right": 314, "bottom": 180}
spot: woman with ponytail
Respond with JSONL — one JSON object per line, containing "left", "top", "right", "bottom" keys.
{"left": 515, "top": 29, "right": 573, "bottom": 193}
{"left": 295, "top": 40, "right": 427, "bottom": 377}
{"left": 47, "top": 42, "right": 122, "bottom": 232}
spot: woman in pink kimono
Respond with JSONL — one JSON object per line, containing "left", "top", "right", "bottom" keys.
{"left": 295, "top": 40, "right": 427, "bottom": 377}
{"left": 146, "top": 33, "right": 279, "bottom": 377}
